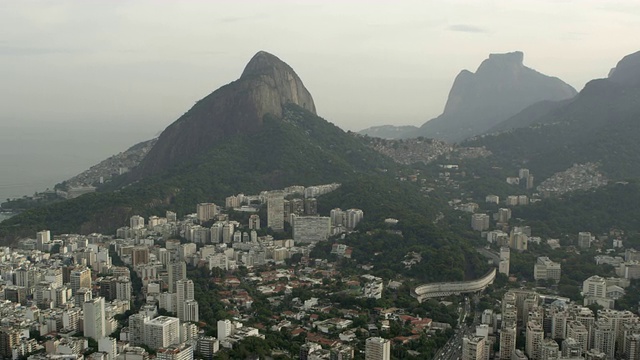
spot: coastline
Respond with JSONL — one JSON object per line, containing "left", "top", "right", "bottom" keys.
{"left": 0, "top": 212, "right": 15, "bottom": 223}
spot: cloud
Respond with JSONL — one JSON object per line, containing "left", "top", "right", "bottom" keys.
{"left": 448, "top": 24, "right": 487, "bottom": 33}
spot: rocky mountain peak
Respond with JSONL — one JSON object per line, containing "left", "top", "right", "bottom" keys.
{"left": 488, "top": 51, "right": 524, "bottom": 64}
{"left": 417, "top": 51, "right": 577, "bottom": 142}
{"left": 134, "top": 51, "right": 317, "bottom": 177}
{"left": 241, "top": 51, "right": 292, "bottom": 78}
{"left": 608, "top": 50, "right": 640, "bottom": 86}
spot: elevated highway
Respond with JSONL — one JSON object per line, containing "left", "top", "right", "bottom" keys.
{"left": 411, "top": 268, "right": 496, "bottom": 303}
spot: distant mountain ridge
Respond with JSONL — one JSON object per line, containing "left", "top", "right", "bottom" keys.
{"left": 464, "top": 49, "right": 640, "bottom": 180}
{"left": 0, "top": 52, "right": 428, "bottom": 242}
{"left": 416, "top": 51, "right": 577, "bottom": 142}
{"left": 358, "top": 51, "right": 577, "bottom": 142}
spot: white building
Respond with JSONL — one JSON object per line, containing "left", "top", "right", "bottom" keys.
{"left": 471, "top": 214, "right": 490, "bottom": 231}
{"left": 83, "top": 297, "right": 106, "bottom": 340}
{"left": 462, "top": 335, "right": 488, "bottom": 360}
{"left": 156, "top": 343, "right": 193, "bottom": 360}
{"left": 292, "top": 216, "right": 331, "bottom": 243}
{"left": 499, "top": 247, "right": 510, "bottom": 276}
{"left": 144, "top": 316, "right": 180, "bottom": 350}
{"left": 98, "top": 337, "right": 118, "bottom": 360}
{"left": 365, "top": 337, "right": 390, "bottom": 360}
{"left": 345, "top": 209, "right": 364, "bottom": 230}
{"left": 267, "top": 192, "right": 285, "bottom": 232}
{"left": 217, "top": 320, "right": 234, "bottom": 341}
{"left": 176, "top": 280, "right": 194, "bottom": 322}
{"left": 196, "top": 203, "right": 217, "bottom": 223}
{"left": 534, "top": 257, "right": 561, "bottom": 281}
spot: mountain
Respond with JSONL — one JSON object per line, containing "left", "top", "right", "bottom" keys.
{"left": 59, "top": 138, "right": 157, "bottom": 189}
{"left": 464, "top": 50, "right": 640, "bottom": 181}
{"left": 0, "top": 52, "right": 444, "bottom": 243}
{"left": 357, "top": 124, "right": 419, "bottom": 139}
{"left": 608, "top": 50, "right": 640, "bottom": 85}
{"left": 135, "top": 51, "right": 316, "bottom": 178}
{"left": 415, "top": 51, "right": 577, "bottom": 142}
{"left": 484, "top": 99, "right": 572, "bottom": 134}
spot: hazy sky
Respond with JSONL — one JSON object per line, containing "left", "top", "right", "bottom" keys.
{"left": 2, "top": 0, "right": 640, "bottom": 135}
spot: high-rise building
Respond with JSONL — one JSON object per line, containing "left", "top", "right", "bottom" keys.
{"left": 567, "top": 321, "right": 589, "bottom": 354}
{"left": 499, "top": 247, "right": 510, "bottom": 276}
{"left": 131, "top": 246, "right": 150, "bottom": 266}
{"left": 365, "top": 337, "right": 390, "bottom": 360}
{"left": 583, "top": 275, "right": 607, "bottom": 298}
{"left": 540, "top": 338, "right": 559, "bottom": 360}
{"left": 197, "top": 203, "right": 217, "bottom": 223}
{"left": 625, "top": 334, "right": 640, "bottom": 360}
{"left": 472, "top": 214, "right": 491, "bottom": 231}
{"left": 116, "top": 278, "right": 132, "bottom": 302}
{"left": 330, "top": 345, "right": 354, "bottom": 360}
{"left": 499, "top": 322, "right": 517, "bottom": 360}
{"left": 74, "top": 287, "right": 92, "bottom": 307}
{"left": 70, "top": 267, "right": 91, "bottom": 295}
{"left": 509, "top": 228, "right": 529, "bottom": 250}
{"left": 217, "top": 320, "right": 234, "bottom": 341}
{"left": 182, "top": 300, "right": 199, "bottom": 323}
{"left": 292, "top": 216, "right": 331, "bottom": 243}
{"left": 526, "top": 320, "right": 544, "bottom": 360}
{"left": 290, "top": 198, "right": 304, "bottom": 217}
{"left": 593, "top": 319, "right": 616, "bottom": 359}
{"left": 222, "top": 223, "right": 234, "bottom": 244}
{"left": 534, "top": 257, "right": 561, "bottom": 281}
{"left": 130, "top": 215, "right": 145, "bottom": 229}
{"left": 330, "top": 208, "right": 345, "bottom": 227}
{"left": 129, "top": 313, "right": 149, "bottom": 346}
{"left": 599, "top": 309, "right": 637, "bottom": 348}
{"left": 225, "top": 195, "right": 241, "bottom": 209}
{"left": 497, "top": 208, "right": 512, "bottom": 224}
{"left": 83, "top": 297, "right": 106, "bottom": 340}
{"left": 526, "top": 175, "right": 534, "bottom": 189}
{"left": 578, "top": 232, "right": 592, "bottom": 249}
{"left": 462, "top": 335, "right": 488, "bottom": 360}
{"left": 197, "top": 336, "right": 219, "bottom": 360}
{"left": 168, "top": 261, "right": 187, "bottom": 293}
{"left": 156, "top": 343, "right": 193, "bottom": 360}
{"left": 585, "top": 349, "right": 607, "bottom": 360}
{"left": 99, "top": 277, "right": 118, "bottom": 301}
{"left": 304, "top": 198, "right": 318, "bottom": 215}
{"left": 144, "top": 316, "right": 180, "bottom": 350}
{"left": 36, "top": 230, "right": 51, "bottom": 251}
{"left": 561, "top": 337, "right": 583, "bottom": 358}
{"left": 166, "top": 211, "right": 177, "bottom": 223}
{"left": 176, "top": 280, "right": 195, "bottom": 321}
{"left": 0, "top": 328, "right": 21, "bottom": 359}
{"left": 345, "top": 209, "right": 364, "bottom": 230}
{"left": 4, "top": 286, "right": 27, "bottom": 305}
{"left": 267, "top": 192, "right": 285, "bottom": 232}
{"left": 98, "top": 337, "right": 118, "bottom": 360}
{"left": 248, "top": 215, "right": 260, "bottom": 230}
{"left": 486, "top": 195, "right": 500, "bottom": 204}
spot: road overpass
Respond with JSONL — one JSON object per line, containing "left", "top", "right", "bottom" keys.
{"left": 411, "top": 268, "right": 496, "bottom": 303}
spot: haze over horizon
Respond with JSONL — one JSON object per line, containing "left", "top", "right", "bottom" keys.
{"left": 1, "top": 0, "right": 640, "bottom": 200}
{"left": 2, "top": 1, "right": 640, "bottom": 132}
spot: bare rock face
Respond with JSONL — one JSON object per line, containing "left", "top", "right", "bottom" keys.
{"left": 136, "top": 51, "right": 316, "bottom": 177}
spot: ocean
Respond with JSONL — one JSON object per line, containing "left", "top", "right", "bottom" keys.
{"left": 0, "top": 120, "right": 158, "bottom": 206}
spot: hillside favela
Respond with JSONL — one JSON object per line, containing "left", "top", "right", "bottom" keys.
{"left": 2, "top": 2, "right": 640, "bottom": 360}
